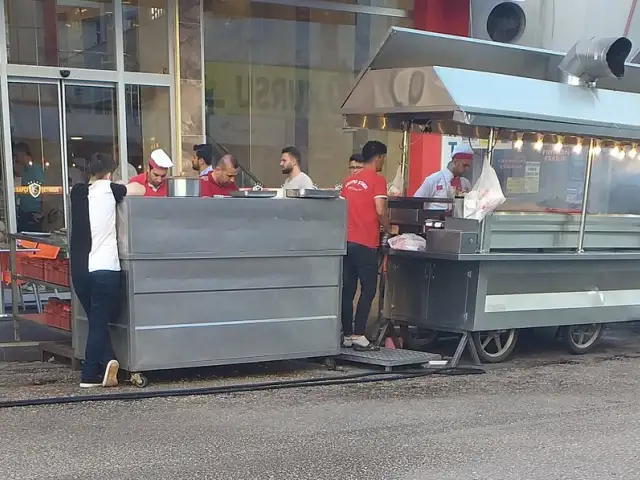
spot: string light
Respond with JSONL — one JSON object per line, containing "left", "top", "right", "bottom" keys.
{"left": 553, "top": 136, "right": 564, "bottom": 153}
{"left": 573, "top": 140, "right": 583, "bottom": 154}
{"left": 513, "top": 135, "right": 524, "bottom": 151}
{"left": 592, "top": 143, "right": 602, "bottom": 155}
{"left": 611, "top": 145, "right": 620, "bottom": 157}
{"left": 533, "top": 136, "right": 544, "bottom": 152}
{"left": 629, "top": 144, "right": 637, "bottom": 159}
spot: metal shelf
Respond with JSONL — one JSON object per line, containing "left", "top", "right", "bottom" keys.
{"left": 13, "top": 274, "right": 70, "bottom": 291}
{"left": 10, "top": 232, "right": 68, "bottom": 251}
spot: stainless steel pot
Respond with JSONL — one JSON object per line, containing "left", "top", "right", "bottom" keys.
{"left": 166, "top": 177, "right": 200, "bottom": 197}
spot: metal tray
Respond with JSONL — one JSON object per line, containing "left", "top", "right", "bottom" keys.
{"left": 229, "top": 190, "right": 277, "bottom": 198}
{"left": 285, "top": 189, "right": 340, "bottom": 199}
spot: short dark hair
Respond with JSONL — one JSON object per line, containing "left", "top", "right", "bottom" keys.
{"left": 13, "top": 142, "right": 31, "bottom": 157}
{"left": 361, "top": 141, "right": 387, "bottom": 163}
{"left": 195, "top": 147, "right": 213, "bottom": 166}
{"left": 88, "top": 152, "right": 116, "bottom": 179}
{"left": 217, "top": 153, "right": 239, "bottom": 169}
{"left": 349, "top": 153, "right": 364, "bottom": 163}
{"left": 281, "top": 146, "right": 301, "bottom": 164}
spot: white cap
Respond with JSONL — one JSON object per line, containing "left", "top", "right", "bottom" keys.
{"left": 149, "top": 149, "right": 174, "bottom": 169}
{"left": 451, "top": 144, "right": 474, "bottom": 158}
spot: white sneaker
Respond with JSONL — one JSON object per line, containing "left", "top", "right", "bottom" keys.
{"left": 79, "top": 382, "right": 102, "bottom": 388}
{"left": 342, "top": 336, "right": 353, "bottom": 347}
{"left": 102, "top": 359, "right": 120, "bottom": 387}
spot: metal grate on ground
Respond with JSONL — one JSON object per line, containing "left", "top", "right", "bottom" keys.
{"left": 338, "top": 347, "right": 441, "bottom": 371}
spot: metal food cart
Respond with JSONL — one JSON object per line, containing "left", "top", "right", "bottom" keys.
{"left": 341, "top": 27, "right": 640, "bottom": 364}
{"left": 73, "top": 195, "right": 345, "bottom": 386}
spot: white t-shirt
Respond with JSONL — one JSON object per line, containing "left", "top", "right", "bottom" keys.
{"left": 413, "top": 168, "right": 472, "bottom": 209}
{"left": 283, "top": 172, "right": 314, "bottom": 190}
{"left": 87, "top": 180, "right": 121, "bottom": 272}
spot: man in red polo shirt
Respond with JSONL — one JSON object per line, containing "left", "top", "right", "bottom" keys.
{"left": 340, "top": 141, "right": 390, "bottom": 351}
{"left": 127, "top": 149, "right": 173, "bottom": 197}
{"left": 200, "top": 154, "right": 240, "bottom": 196}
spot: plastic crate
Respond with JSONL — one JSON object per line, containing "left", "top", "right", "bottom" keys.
{"left": 44, "top": 259, "right": 70, "bottom": 287}
{"left": 21, "top": 257, "right": 45, "bottom": 281}
{"left": 44, "top": 298, "right": 71, "bottom": 331}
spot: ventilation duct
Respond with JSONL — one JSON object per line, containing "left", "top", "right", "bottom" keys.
{"left": 558, "top": 36, "right": 633, "bottom": 86}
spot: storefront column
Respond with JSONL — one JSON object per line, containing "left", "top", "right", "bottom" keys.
{"left": 408, "top": 0, "right": 470, "bottom": 194}
{"left": 176, "top": 0, "right": 205, "bottom": 174}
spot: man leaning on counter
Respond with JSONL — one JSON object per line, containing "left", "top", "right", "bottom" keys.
{"left": 127, "top": 149, "right": 174, "bottom": 196}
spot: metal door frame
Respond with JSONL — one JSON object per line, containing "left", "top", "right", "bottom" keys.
{"left": 0, "top": 0, "right": 176, "bottom": 235}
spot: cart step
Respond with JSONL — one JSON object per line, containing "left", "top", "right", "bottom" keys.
{"left": 338, "top": 347, "right": 441, "bottom": 372}
{"left": 39, "top": 341, "right": 80, "bottom": 371}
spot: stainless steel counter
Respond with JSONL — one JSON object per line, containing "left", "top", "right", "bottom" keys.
{"left": 73, "top": 196, "right": 346, "bottom": 373}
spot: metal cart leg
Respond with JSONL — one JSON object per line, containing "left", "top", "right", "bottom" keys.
{"left": 31, "top": 283, "right": 43, "bottom": 313}
{"left": 374, "top": 253, "right": 402, "bottom": 348}
{"left": 449, "top": 332, "right": 482, "bottom": 368}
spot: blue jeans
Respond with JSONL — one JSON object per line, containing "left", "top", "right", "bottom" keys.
{"left": 72, "top": 270, "right": 121, "bottom": 382}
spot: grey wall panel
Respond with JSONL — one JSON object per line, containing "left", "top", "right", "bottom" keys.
{"left": 130, "top": 286, "right": 339, "bottom": 329}
{"left": 119, "top": 197, "right": 347, "bottom": 257}
{"left": 130, "top": 317, "right": 340, "bottom": 371}
{"left": 128, "top": 256, "right": 341, "bottom": 294}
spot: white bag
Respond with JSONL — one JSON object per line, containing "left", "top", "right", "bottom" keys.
{"left": 463, "top": 158, "right": 506, "bottom": 221}
{"left": 387, "top": 164, "right": 404, "bottom": 196}
{"left": 388, "top": 233, "right": 426, "bottom": 252}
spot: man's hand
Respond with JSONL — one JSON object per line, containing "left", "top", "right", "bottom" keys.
{"left": 126, "top": 182, "right": 146, "bottom": 196}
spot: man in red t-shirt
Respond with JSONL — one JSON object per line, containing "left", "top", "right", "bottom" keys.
{"left": 127, "top": 149, "right": 173, "bottom": 197}
{"left": 340, "top": 141, "right": 390, "bottom": 351}
{"left": 200, "top": 154, "right": 240, "bottom": 196}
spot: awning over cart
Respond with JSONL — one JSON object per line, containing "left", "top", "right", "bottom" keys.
{"left": 341, "top": 27, "right": 640, "bottom": 141}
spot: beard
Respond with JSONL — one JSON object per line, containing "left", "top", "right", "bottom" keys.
{"left": 281, "top": 166, "right": 292, "bottom": 175}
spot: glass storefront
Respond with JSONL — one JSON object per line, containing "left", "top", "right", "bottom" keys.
{"left": 203, "top": 0, "right": 414, "bottom": 188}
{"left": 0, "top": 0, "right": 174, "bottom": 232}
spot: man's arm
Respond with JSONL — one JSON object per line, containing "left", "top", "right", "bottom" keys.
{"left": 125, "top": 182, "right": 145, "bottom": 197}
{"left": 375, "top": 197, "right": 390, "bottom": 233}
{"left": 413, "top": 175, "right": 434, "bottom": 198}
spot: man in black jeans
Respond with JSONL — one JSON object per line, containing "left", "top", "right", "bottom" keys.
{"left": 70, "top": 152, "right": 144, "bottom": 388}
{"left": 339, "top": 141, "right": 390, "bottom": 351}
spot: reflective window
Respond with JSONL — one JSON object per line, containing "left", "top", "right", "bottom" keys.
{"left": 588, "top": 146, "right": 640, "bottom": 215}
{"left": 204, "top": 0, "right": 413, "bottom": 188}
{"left": 123, "top": 0, "right": 170, "bottom": 73}
{"left": 480, "top": 139, "right": 588, "bottom": 213}
{"left": 124, "top": 85, "right": 172, "bottom": 174}
{"left": 5, "top": 0, "right": 116, "bottom": 69}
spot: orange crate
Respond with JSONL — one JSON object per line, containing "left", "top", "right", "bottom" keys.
{"left": 44, "top": 259, "right": 69, "bottom": 287}
{"left": 21, "top": 257, "right": 45, "bottom": 280}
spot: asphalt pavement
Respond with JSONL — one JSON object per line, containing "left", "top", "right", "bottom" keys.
{"left": 1, "top": 327, "right": 640, "bottom": 479}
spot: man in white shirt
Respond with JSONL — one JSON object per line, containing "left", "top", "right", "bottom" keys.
{"left": 413, "top": 144, "right": 474, "bottom": 209}
{"left": 280, "top": 146, "right": 314, "bottom": 189}
{"left": 191, "top": 144, "right": 214, "bottom": 177}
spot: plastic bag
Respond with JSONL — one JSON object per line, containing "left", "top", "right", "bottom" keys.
{"left": 463, "top": 158, "right": 506, "bottom": 221}
{"left": 387, "top": 164, "right": 404, "bottom": 196}
{"left": 388, "top": 233, "right": 426, "bottom": 252}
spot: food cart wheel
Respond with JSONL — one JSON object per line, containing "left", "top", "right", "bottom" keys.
{"left": 399, "top": 325, "right": 439, "bottom": 350}
{"left": 472, "top": 329, "right": 519, "bottom": 363}
{"left": 561, "top": 323, "right": 603, "bottom": 355}
{"left": 130, "top": 373, "right": 148, "bottom": 388}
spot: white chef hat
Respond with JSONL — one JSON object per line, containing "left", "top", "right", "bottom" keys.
{"left": 451, "top": 143, "right": 474, "bottom": 159}
{"left": 149, "top": 149, "right": 174, "bottom": 169}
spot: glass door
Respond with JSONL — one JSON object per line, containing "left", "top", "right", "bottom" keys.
{"left": 7, "top": 80, "right": 118, "bottom": 232}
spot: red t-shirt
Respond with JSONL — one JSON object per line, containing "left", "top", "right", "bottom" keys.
{"left": 199, "top": 173, "right": 238, "bottom": 197}
{"left": 128, "top": 173, "right": 167, "bottom": 197}
{"left": 340, "top": 168, "right": 387, "bottom": 248}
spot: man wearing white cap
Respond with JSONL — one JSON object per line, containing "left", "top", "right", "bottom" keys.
{"left": 413, "top": 143, "right": 474, "bottom": 209}
{"left": 128, "top": 149, "right": 173, "bottom": 197}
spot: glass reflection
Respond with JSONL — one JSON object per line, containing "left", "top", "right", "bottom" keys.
{"left": 5, "top": 0, "right": 116, "bottom": 69}
{"left": 589, "top": 147, "right": 640, "bottom": 215}
{"left": 8, "top": 83, "right": 62, "bottom": 233}
{"left": 123, "top": 0, "right": 170, "bottom": 73}
{"left": 124, "top": 85, "right": 171, "bottom": 174}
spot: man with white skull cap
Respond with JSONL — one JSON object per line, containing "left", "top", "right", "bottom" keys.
{"left": 128, "top": 149, "right": 173, "bottom": 197}
{"left": 413, "top": 143, "right": 474, "bottom": 209}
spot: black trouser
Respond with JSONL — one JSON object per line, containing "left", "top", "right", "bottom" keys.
{"left": 72, "top": 270, "right": 121, "bottom": 382}
{"left": 341, "top": 242, "right": 378, "bottom": 336}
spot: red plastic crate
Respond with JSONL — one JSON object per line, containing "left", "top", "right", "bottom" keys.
{"left": 21, "top": 257, "right": 45, "bottom": 281}
{"left": 43, "top": 298, "right": 71, "bottom": 331}
{"left": 44, "top": 259, "right": 70, "bottom": 287}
